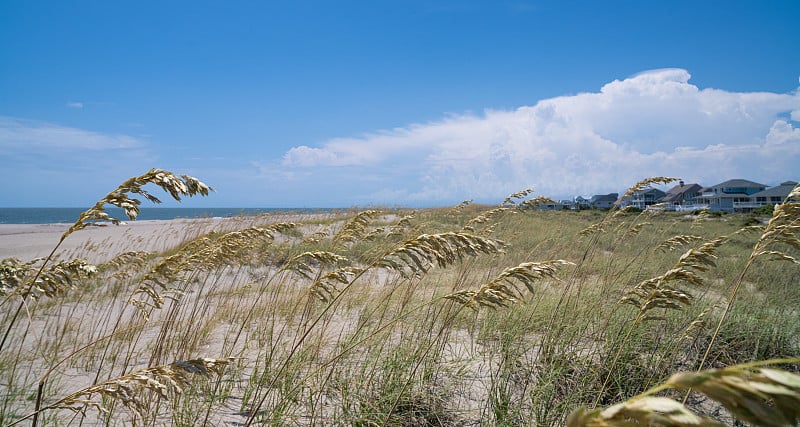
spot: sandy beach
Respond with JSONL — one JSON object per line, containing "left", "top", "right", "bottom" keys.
{"left": 0, "top": 212, "right": 339, "bottom": 264}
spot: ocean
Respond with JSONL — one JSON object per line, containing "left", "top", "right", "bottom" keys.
{"left": 0, "top": 207, "right": 333, "bottom": 224}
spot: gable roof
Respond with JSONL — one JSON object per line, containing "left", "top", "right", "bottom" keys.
{"left": 633, "top": 188, "right": 666, "bottom": 196}
{"left": 661, "top": 183, "right": 702, "bottom": 203}
{"left": 665, "top": 183, "right": 702, "bottom": 195}
{"left": 750, "top": 181, "right": 798, "bottom": 199}
{"left": 590, "top": 193, "right": 618, "bottom": 203}
{"left": 707, "top": 179, "right": 766, "bottom": 189}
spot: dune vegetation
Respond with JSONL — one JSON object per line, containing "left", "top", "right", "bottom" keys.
{"left": 1, "top": 170, "right": 799, "bottom": 426}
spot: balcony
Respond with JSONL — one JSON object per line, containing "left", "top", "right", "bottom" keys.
{"left": 732, "top": 201, "right": 768, "bottom": 209}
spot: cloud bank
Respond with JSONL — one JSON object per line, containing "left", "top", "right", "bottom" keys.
{"left": 273, "top": 68, "right": 800, "bottom": 204}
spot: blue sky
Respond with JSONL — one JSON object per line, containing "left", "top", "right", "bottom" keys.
{"left": 1, "top": 1, "right": 799, "bottom": 208}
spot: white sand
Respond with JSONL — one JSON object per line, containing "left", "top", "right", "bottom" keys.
{"left": 0, "top": 213, "right": 340, "bottom": 264}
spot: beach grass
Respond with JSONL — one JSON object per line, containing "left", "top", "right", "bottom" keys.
{"left": 1, "top": 171, "right": 799, "bottom": 426}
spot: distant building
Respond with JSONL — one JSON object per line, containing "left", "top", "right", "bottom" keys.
{"left": 590, "top": 193, "right": 619, "bottom": 209}
{"left": 574, "top": 196, "right": 591, "bottom": 209}
{"left": 536, "top": 200, "right": 565, "bottom": 210}
{"left": 659, "top": 181, "right": 702, "bottom": 211}
{"left": 748, "top": 181, "right": 798, "bottom": 207}
{"left": 619, "top": 188, "right": 666, "bottom": 210}
{"left": 559, "top": 199, "right": 577, "bottom": 210}
{"left": 695, "top": 179, "right": 767, "bottom": 212}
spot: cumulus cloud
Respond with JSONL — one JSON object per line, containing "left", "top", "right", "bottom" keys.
{"left": 270, "top": 68, "right": 800, "bottom": 205}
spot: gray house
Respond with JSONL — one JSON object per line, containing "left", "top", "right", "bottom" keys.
{"left": 590, "top": 193, "right": 619, "bottom": 209}
{"left": 574, "top": 196, "right": 591, "bottom": 209}
{"left": 748, "top": 181, "right": 798, "bottom": 207}
{"left": 619, "top": 188, "right": 667, "bottom": 210}
{"left": 695, "top": 179, "right": 766, "bottom": 212}
{"left": 659, "top": 181, "right": 702, "bottom": 211}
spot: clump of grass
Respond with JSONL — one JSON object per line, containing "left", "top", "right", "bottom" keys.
{"left": 0, "top": 258, "right": 96, "bottom": 299}
{"left": 446, "top": 260, "right": 573, "bottom": 310}
{"left": 377, "top": 232, "right": 506, "bottom": 278}
{"left": 332, "top": 210, "right": 382, "bottom": 249}
{"left": 13, "top": 357, "right": 232, "bottom": 426}
{"left": 568, "top": 358, "right": 800, "bottom": 427}
{"left": 656, "top": 235, "right": 706, "bottom": 252}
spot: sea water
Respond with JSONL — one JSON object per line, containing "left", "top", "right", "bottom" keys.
{"left": 0, "top": 207, "right": 332, "bottom": 224}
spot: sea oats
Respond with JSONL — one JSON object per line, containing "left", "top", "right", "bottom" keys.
{"left": 682, "top": 304, "right": 719, "bottom": 342}
{"left": 619, "top": 177, "right": 680, "bottom": 202}
{"left": 667, "top": 363, "right": 800, "bottom": 426}
{"left": 377, "top": 232, "right": 505, "bottom": 278}
{"left": 282, "top": 251, "right": 351, "bottom": 280}
{"left": 0, "top": 258, "right": 96, "bottom": 299}
{"left": 387, "top": 211, "right": 417, "bottom": 238}
{"left": 44, "top": 358, "right": 233, "bottom": 423}
{"left": 690, "top": 208, "right": 712, "bottom": 228}
{"left": 131, "top": 223, "right": 296, "bottom": 314}
{"left": 303, "top": 230, "right": 330, "bottom": 244}
{"left": 449, "top": 199, "right": 473, "bottom": 213}
{"left": 66, "top": 169, "right": 214, "bottom": 237}
{"left": 621, "top": 238, "right": 724, "bottom": 318}
{"left": 501, "top": 188, "right": 535, "bottom": 207}
{"left": 579, "top": 222, "right": 608, "bottom": 236}
{"left": 568, "top": 396, "right": 724, "bottom": 427}
{"left": 463, "top": 207, "right": 510, "bottom": 232}
{"left": 332, "top": 210, "right": 381, "bottom": 248}
{"left": 518, "top": 196, "right": 559, "bottom": 210}
{"left": 570, "top": 359, "right": 800, "bottom": 427}
{"left": 656, "top": 235, "right": 705, "bottom": 252}
{"left": 677, "top": 238, "right": 726, "bottom": 272}
{"left": 752, "top": 183, "right": 800, "bottom": 262}
{"left": 624, "top": 222, "right": 652, "bottom": 239}
{"left": 308, "top": 266, "right": 363, "bottom": 302}
{"left": 445, "top": 260, "right": 573, "bottom": 310}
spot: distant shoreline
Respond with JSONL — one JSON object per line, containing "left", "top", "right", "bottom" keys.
{"left": 0, "top": 207, "right": 339, "bottom": 225}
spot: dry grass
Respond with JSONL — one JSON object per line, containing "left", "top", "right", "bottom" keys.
{"left": 1, "top": 174, "right": 798, "bottom": 426}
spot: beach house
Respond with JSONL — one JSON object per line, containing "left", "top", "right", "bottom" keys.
{"left": 748, "top": 181, "right": 798, "bottom": 207}
{"left": 659, "top": 181, "right": 703, "bottom": 211}
{"left": 619, "top": 188, "right": 666, "bottom": 210}
{"left": 694, "top": 179, "right": 767, "bottom": 212}
{"left": 589, "top": 193, "right": 619, "bottom": 209}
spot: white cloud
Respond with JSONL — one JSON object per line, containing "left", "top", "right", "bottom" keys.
{"left": 765, "top": 120, "right": 800, "bottom": 146}
{"left": 269, "top": 68, "right": 800, "bottom": 205}
{"left": 0, "top": 117, "right": 156, "bottom": 203}
{"left": 66, "top": 102, "right": 84, "bottom": 109}
{"left": 0, "top": 116, "right": 142, "bottom": 151}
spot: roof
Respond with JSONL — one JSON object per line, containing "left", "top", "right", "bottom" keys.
{"left": 633, "top": 188, "right": 666, "bottom": 196}
{"left": 590, "top": 193, "right": 618, "bottom": 203}
{"left": 750, "top": 182, "right": 798, "bottom": 199}
{"left": 661, "top": 183, "right": 702, "bottom": 203}
{"left": 708, "top": 179, "right": 766, "bottom": 189}
{"left": 665, "top": 183, "right": 702, "bottom": 195}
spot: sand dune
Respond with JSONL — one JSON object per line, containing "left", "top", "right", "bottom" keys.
{"left": 0, "top": 212, "right": 340, "bottom": 264}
